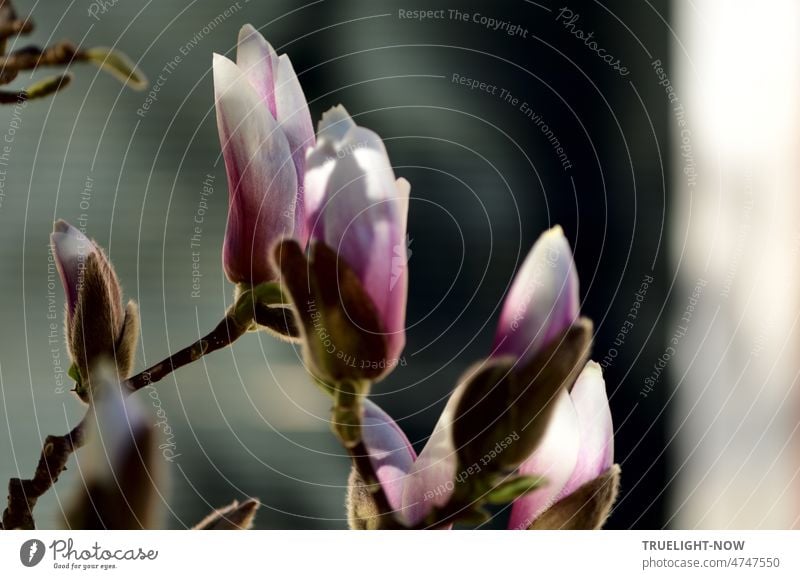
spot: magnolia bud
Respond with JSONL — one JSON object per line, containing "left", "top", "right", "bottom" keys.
{"left": 51, "top": 220, "right": 139, "bottom": 402}
{"left": 214, "top": 25, "right": 314, "bottom": 285}
{"left": 452, "top": 320, "right": 592, "bottom": 474}
{"left": 304, "top": 105, "right": 410, "bottom": 371}
{"left": 493, "top": 226, "right": 579, "bottom": 363}
{"left": 510, "top": 362, "right": 616, "bottom": 529}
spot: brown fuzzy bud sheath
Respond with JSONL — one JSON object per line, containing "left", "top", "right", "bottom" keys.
{"left": 346, "top": 467, "right": 382, "bottom": 530}
{"left": 51, "top": 220, "right": 139, "bottom": 402}
{"left": 527, "top": 464, "right": 621, "bottom": 530}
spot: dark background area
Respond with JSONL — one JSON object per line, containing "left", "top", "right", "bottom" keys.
{"left": 0, "top": 0, "right": 674, "bottom": 529}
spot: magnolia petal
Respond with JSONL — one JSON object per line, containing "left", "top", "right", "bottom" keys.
{"left": 214, "top": 53, "right": 297, "bottom": 284}
{"left": 317, "top": 104, "right": 356, "bottom": 143}
{"left": 493, "top": 226, "right": 579, "bottom": 363}
{"left": 274, "top": 53, "right": 314, "bottom": 245}
{"left": 303, "top": 147, "right": 336, "bottom": 241}
{"left": 51, "top": 220, "right": 95, "bottom": 317}
{"left": 303, "top": 107, "right": 359, "bottom": 244}
{"left": 507, "top": 390, "right": 580, "bottom": 530}
{"left": 560, "top": 361, "right": 614, "bottom": 497}
{"left": 236, "top": 24, "right": 278, "bottom": 119}
{"left": 401, "top": 388, "right": 461, "bottom": 526}
{"left": 395, "top": 177, "right": 411, "bottom": 233}
{"left": 383, "top": 178, "right": 410, "bottom": 364}
{"left": 361, "top": 399, "right": 416, "bottom": 514}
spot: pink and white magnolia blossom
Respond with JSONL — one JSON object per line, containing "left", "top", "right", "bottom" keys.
{"left": 214, "top": 25, "right": 314, "bottom": 285}
{"left": 304, "top": 105, "right": 410, "bottom": 366}
{"left": 358, "top": 227, "right": 614, "bottom": 528}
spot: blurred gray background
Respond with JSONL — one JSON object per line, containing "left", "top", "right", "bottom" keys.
{"left": 0, "top": 0, "right": 674, "bottom": 529}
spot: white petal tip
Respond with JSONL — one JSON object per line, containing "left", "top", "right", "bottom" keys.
{"left": 212, "top": 52, "right": 235, "bottom": 69}
{"left": 237, "top": 24, "right": 276, "bottom": 60}
{"left": 212, "top": 54, "right": 244, "bottom": 95}
{"left": 396, "top": 177, "right": 411, "bottom": 195}
{"left": 322, "top": 104, "right": 350, "bottom": 119}
{"left": 238, "top": 24, "right": 265, "bottom": 46}
{"left": 319, "top": 104, "right": 352, "bottom": 126}
{"left": 239, "top": 23, "right": 258, "bottom": 36}
{"left": 318, "top": 105, "right": 354, "bottom": 138}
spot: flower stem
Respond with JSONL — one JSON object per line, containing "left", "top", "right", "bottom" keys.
{"left": 331, "top": 381, "right": 405, "bottom": 529}
{"left": 124, "top": 312, "right": 250, "bottom": 393}
{"left": 345, "top": 436, "right": 405, "bottom": 529}
{"left": 2, "top": 414, "right": 88, "bottom": 529}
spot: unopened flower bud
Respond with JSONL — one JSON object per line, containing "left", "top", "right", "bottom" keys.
{"left": 214, "top": 25, "right": 314, "bottom": 285}
{"left": 303, "top": 106, "right": 410, "bottom": 374}
{"left": 510, "top": 362, "right": 618, "bottom": 529}
{"left": 51, "top": 220, "right": 139, "bottom": 402}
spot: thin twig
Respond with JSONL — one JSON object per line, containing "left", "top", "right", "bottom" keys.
{"left": 0, "top": 20, "right": 31, "bottom": 39}
{"left": 124, "top": 312, "right": 249, "bottom": 393}
{"left": 0, "top": 40, "right": 78, "bottom": 74}
{"left": 3, "top": 312, "right": 251, "bottom": 529}
{"left": 2, "top": 415, "right": 88, "bottom": 529}
{"left": 0, "top": 0, "right": 33, "bottom": 57}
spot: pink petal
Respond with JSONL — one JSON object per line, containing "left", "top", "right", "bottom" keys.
{"left": 560, "top": 362, "right": 614, "bottom": 497}
{"left": 303, "top": 106, "right": 356, "bottom": 241}
{"left": 50, "top": 220, "right": 96, "bottom": 318}
{"left": 361, "top": 399, "right": 416, "bottom": 514}
{"left": 236, "top": 24, "right": 278, "bottom": 119}
{"left": 303, "top": 150, "right": 335, "bottom": 243}
{"left": 401, "top": 387, "right": 461, "bottom": 526}
{"left": 214, "top": 53, "right": 297, "bottom": 284}
{"left": 381, "top": 178, "right": 410, "bottom": 364}
{"left": 508, "top": 389, "right": 580, "bottom": 529}
{"left": 493, "top": 226, "right": 579, "bottom": 363}
{"left": 274, "top": 54, "right": 314, "bottom": 245}
{"left": 317, "top": 104, "right": 356, "bottom": 142}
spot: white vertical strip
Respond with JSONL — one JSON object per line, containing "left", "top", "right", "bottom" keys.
{"left": 672, "top": 0, "right": 800, "bottom": 528}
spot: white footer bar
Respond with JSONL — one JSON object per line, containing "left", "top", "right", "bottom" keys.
{"left": 2, "top": 530, "right": 798, "bottom": 577}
